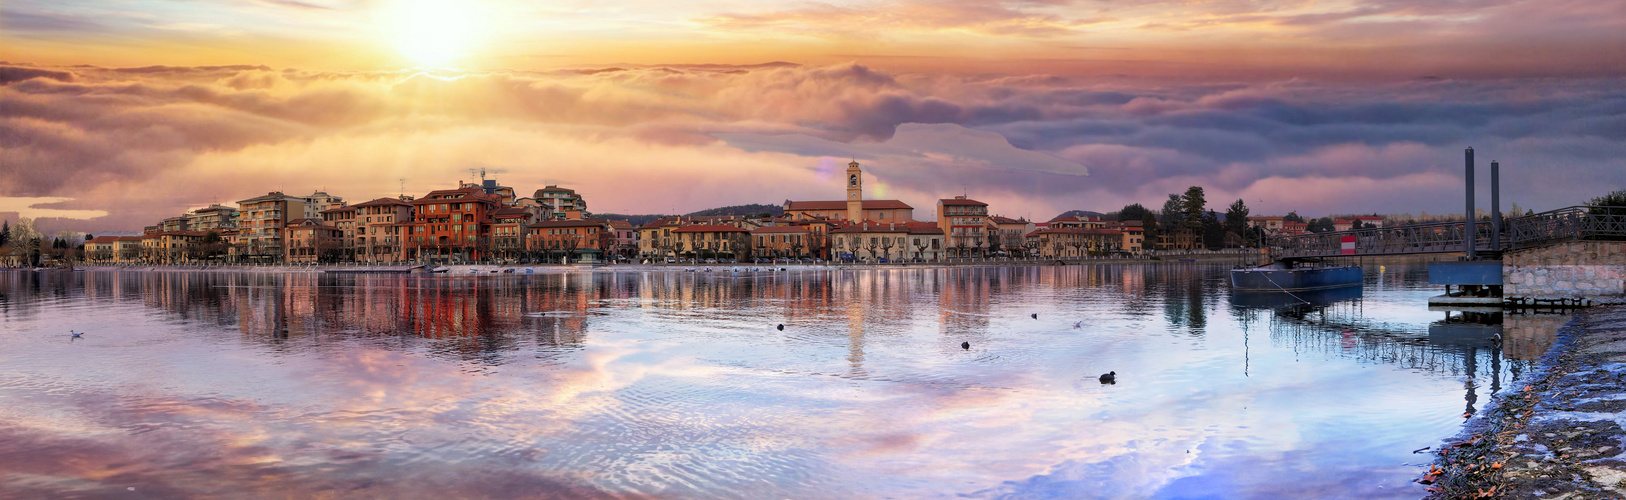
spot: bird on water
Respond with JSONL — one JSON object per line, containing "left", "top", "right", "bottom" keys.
{"left": 1099, "top": 371, "right": 1116, "bottom": 384}
{"left": 961, "top": 341, "right": 970, "bottom": 350}
{"left": 1072, "top": 321, "right": 1082, "bottom": 329}
{"left": 1031, "top": 313, "right": 1038, "bottom": 319}
{"left": 777, "top": 324, "right": 785, "bottom": 331}
{"left": 70, "top": 330, "right": 82, "bottom": 339}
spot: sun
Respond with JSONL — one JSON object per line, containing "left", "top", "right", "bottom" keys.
{"left": 384, "top": 0, "right": 486, "bottom": 67}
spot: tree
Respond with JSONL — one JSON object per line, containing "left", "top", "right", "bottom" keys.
{"left": 1118, "top": 203, "right": 1151, "bottom": 222}
{"left": 1180, "top": 186, "right": 1207, "bottom": 235}
{"left": 1159, "top": 194, "right": 1184, "bottom": 231}
{"left": 0, "top": 220, "right": 9, "bottom": 247}
{"left": 1283, "top": 211, "right": 1306, "bottom": 224}
{"left": 1224, "top": 199, "right": 1250, "bottom": 245}
{"left": 1140, "top": 212, "right": 1159, "bottom": 251}
{"left": 1586, "top": 190, "right": 1626, "bottom": 241}
{"left": 1308, "top": 217, "right": 1335, "bottom": 233}
{"left": 1201, "top": 210, "right": 1224, "bottom": 249}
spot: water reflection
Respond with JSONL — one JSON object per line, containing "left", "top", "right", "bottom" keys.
{"left": 0, "top": 266, "right": 1549, "bottom": 499}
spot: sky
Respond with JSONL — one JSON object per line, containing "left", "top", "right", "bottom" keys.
{"left": 1, "top": 0, "right": 1623, "bottom": 233}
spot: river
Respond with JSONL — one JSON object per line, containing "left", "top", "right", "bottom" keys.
{"left": 0, "top": 265, "right": 1547, "bottom": 499}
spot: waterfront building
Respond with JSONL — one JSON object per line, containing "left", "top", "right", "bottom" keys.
{"left": 1247, "top": 216, "right": 1286, "bottom": 234}
{"left": 990, "top": 216, "right": 1034, "bottom": 256}
{"left": 938, "top": 196, "right": 991, "bottom": 257}
{"left": 830, "top": 222, "right": 913, "bottom": 262}
{"left": 188, "top": 204, "right": 238, "bottom": 231}
{"left": 284, "top": 219, "right": 345, "bottom": 263}
{"left": 1351, "top": 215, "right": 1386, "bottom": 228}
{"left": 236, "top": 192, "right": 308, "bottom": 262}
{"left": 490, "top": 207, "right": 532, "bottom": 261}
{"left": 608, "top": 220, "right": 637, "bottom": 259}
{"left": 906, "top": 222, "right": 946, "bottom": 261}
{"left": 783, "top": 161, "right": 914, "bottom": 223}
{"left": 1334, "top": 219, "right": 1353, "bottom": 232}
{"left": 462, "top": 178, "right": 517, "bottom": 206}
{"left": 303, "top": 191, "right": 345, "bottom": 219}
{"left": 526, "top": 185, "right": 588, "bottom": 220}
{"left": 351, "top": 198, "right": 415, "bottom": 263}
{"left": 1104, "top": 220, "right": 1145, "bottom": 254}
{"left": 160, "top": 216, "right": 190, "bottom": 233}
{"left": 671, "top": 224, "right": 751, "bottom": 261}
{"left": 751, "top": 226, "right": 813, "bottom": 259}
{"left": 527, "top": 219, "right": 611, "bottom": 262}
{"left": 320, "top": 204, "right": 358, "bottom": 261}
{"left": 406, "top": 186, "right": 502, "bottom": 263}
{"left": 1026, "top": 228, "right": 1125, "bottom": 258}
{"left": 637, "top": 217, "right": 684, "bottom": 260}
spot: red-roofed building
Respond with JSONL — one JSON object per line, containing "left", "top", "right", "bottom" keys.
{"left": 782, "top": 161, "right": 915, "bottom": 223}
{"left": 1025, "top": 228, "right": 1125, "bottom": 258}
{"left": 405, "top": 186, "right": 503, "bottom": 263}
{"left": 527, "top": 219, "right": 611, "bottom": 263}
{"left": 284, "top": 219, "right": 344, "bottom": 263}
{"left": 608, "top": 220, "right": 637, "bottom": 259}
{"left": 751, "top": 225, "right": 814, "bottom": 259}
{"left": 1333, "top": 219, "right": 1353, "bottom": 232}
{"left": 671, "top": 224, "right": 752, "bottom": 261}
{"left": 830, "top": 222, "right": 911, "bottom": 262}
{"left": 490, "top": 206, "right": 533, "bottom": 261}
{"left": 352, "top": 197, "right": 415, "bottom": 263}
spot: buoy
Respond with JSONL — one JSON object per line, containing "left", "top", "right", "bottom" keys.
{"left": 1099, "top": 371, "right": 1116, "bottom": 384}
{"left": 961, "top": 341, "right": 970, "bottom": 350}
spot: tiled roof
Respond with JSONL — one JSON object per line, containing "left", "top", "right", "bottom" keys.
{"left": 831, "top": 222, "right": 910, "bottom": 234}
{"left": 784, "top": 200, "right": 913, "bottom": 211}
{"left": 673, "top": 224, "right": 750, "bottom": 233}
{"left": 529, "top": 220, "right": 606, "bottom": 229}
{"left": 939, "top": 198, "right": 987, "bottom": 206}
{"left": 1028, "top": 228, "right": 1124, "bottom": 236}
{"left": 752, "top": 226, "right": 811, "bottom": 234}
{"left": 989, "top": 216, "right": 1027, "bottom": 224}
{"left": 353, "top": 197, "right": 413, "bottom": 208}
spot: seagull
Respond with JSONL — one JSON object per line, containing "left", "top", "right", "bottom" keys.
{"left": 961, "top": 341, "right": 970, "bottom": 350}
{"left": 1031, "top": 313, "right": 1038, "bottom": 319}
{"left": 1072, "top": 321, "right": 1082, "bottom": 329}
{"left": 1099, "top": 371, "right": 1116, "bottom": 384}
{"left": 777, "top": 324, "right": 785, "bottom": 331}
{"left": 70, "top": 330, "right": 82, "bottom": 339}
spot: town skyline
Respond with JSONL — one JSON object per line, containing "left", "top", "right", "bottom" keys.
{"left": 3, "top": 1, "right": 1624, "bottom": 235}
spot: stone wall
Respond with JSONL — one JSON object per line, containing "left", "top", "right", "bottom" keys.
{"left": 1503, "top": 241, "right": 1626, "bottom": 301}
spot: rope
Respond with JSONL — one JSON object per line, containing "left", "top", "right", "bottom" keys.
{"left": 1257, "top": 269, "right": 1312, "bottom": 305}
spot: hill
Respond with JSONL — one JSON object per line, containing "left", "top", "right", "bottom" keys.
{"left": 686, "top": 204, "right": 782, "bottom": 218}
{"left": 1050, "top": 210, "right": 1105, "bottom": 221}
{"left": 593, "top": 203, "right": 782, "bottom": 227}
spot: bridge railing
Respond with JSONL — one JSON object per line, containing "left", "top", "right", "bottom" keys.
{"left": 1272, "top": 205, "right": 1626, "bottom": 258}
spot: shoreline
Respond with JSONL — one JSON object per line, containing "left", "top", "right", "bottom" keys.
{"left": 1424, "top": 305, "right": 1626, "bottom": 499}
{"left": 48, "top": 252, "right": 1460, "bottom": 274}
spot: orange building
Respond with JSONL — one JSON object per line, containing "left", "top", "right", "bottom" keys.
{"left": 752, "top": 225, "right": 814, "bottom": 259}
{"left": 527, "top": 219, "right": 610, "bottom": 262}
{"left": 406, "top": 186, "right": 502, "bottom": 262}
{"left": 284, "top": 219, "right": 345, "bottom": 263}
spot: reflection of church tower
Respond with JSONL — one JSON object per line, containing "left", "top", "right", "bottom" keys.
{"left": 846, "top": 160, "right": 863, "bottom": 222}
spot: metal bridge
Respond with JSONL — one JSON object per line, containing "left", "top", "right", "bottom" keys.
{"left": 1272, "top": 206, "right": 1626, "bottom": 259}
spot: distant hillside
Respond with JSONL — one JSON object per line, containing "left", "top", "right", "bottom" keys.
{"left": 1051, "top": 210, "right": 1105, "bottom": 220}
{"left": 686, "top": 204, "right": 782, "bottom": 217}
{"left": 592, "top": 204, "right": 782, "bottom": 227}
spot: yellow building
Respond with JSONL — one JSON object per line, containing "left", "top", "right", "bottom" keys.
{"left": 783, "top": 161, "right": 914, "bottom": 223}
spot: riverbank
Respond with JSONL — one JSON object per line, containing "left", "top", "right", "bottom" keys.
{"left": 1424, "top": 305, "right": 1626, "bottom": 499}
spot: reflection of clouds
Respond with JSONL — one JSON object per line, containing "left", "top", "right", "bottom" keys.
{"left": 0, "top": 267, "right": 1499, "bottom": 498}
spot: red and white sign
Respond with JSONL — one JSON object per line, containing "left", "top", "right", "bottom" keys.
{"left": 1341, "top": 235, "right": 1357, "bottom": 255}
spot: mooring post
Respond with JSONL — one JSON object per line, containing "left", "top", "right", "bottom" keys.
{"left": 1491, "top": 160, "right": 1501, "bottom": 252}
{"left": 1465, "top": 147, "right": 1476, "bottom": 259}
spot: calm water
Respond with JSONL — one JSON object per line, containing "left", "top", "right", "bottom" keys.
{"left": 0, "top": 265, "right": 1549, "bottom": 499}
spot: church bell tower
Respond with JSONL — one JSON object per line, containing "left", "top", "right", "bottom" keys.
{"left": 845, "top": 160, "right": 863, "bottom": 222}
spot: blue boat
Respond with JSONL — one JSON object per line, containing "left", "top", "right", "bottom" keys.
{"left": 1230, "top": 262, "right": 1362, "bottom": 292}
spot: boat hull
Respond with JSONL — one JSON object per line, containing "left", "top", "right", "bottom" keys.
{"left": 1230, "top": 266, "right": 1362, "bottom": 292}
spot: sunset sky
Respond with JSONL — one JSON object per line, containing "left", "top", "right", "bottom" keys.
{"left": 2, "top": 0, "right": 1623, "bottom": 233}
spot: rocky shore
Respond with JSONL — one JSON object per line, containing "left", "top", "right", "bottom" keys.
{"left": 1425, "top": 305, "right": 1626, "bottom": 499}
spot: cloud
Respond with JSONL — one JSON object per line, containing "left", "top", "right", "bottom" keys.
{"left": 0, "top": 62, "right": 1622, "bottom": 234}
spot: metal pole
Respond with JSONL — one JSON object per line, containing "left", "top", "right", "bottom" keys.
{"left": 1491, "top": 160, "right": 1501, "bottom": 252}
{"left": 1465, "top": 147, "right": 1476, "bottom": 259}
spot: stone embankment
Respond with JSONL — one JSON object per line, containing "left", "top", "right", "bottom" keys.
{"left": 1505, "top": 241, "right": 1626, "bottom": 305}
{"left": 1425, "top": 306, "right": 1626, "bottom": 499}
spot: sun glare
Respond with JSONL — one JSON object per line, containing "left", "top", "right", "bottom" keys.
{"left": 385, "top": 0, "right": 486, "bottom": 67}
